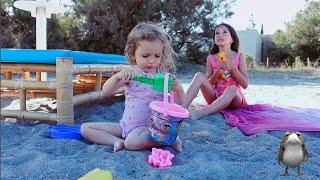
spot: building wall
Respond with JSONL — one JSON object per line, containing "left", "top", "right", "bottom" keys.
{"left": 236, "top": 30, "right": 262, "bottom": 64}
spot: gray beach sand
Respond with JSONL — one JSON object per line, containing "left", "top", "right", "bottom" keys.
{"left": 1, "top": 65, "right": 320, "bottom": 179}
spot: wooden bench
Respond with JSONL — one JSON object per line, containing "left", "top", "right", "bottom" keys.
{"left": 1, "top": 49, "right": 129, "bottom": 124}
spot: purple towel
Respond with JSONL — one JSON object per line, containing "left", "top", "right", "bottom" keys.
{"left": 222, "top": 104, "right": 320, "bottom": 136}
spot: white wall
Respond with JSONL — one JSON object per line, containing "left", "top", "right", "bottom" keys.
{"left": 237, "top": 30, "right": 262, "bottom": 63}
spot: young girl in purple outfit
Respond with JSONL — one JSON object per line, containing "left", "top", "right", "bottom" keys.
{"left": 81, "top": 22, "right": 185, "bottom": 152}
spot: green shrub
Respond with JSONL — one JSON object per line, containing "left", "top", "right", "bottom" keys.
{"left": 279, "top": 63, "right": 288, "bottom": 70}
{"left": 292, "top": 56, "right": 304, "bottom": 69}
{"left": 245, "top": 53, "right": 254, "bottom": 69}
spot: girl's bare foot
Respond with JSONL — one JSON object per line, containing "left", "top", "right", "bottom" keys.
{"left": 172, "top": 138, "right": 183, "bottom": 152}
{"left": 113, "top": 140, "right": 125, "bottom": 152}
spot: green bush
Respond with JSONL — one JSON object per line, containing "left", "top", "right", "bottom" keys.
{"left": 292, "top": 56, "right": 304, "bottom": 69}
{"left": 245, "top": 53, "right": 254, "bottom": 68}
{"left": 272, "top": 1, "right": 320, "bottom": 64}
{"left": 186, "top": 42, "right": 207, "bottom": 64}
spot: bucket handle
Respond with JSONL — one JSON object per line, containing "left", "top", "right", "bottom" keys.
{"left": 163, "top": 73, "right": 174, "bottom": 104}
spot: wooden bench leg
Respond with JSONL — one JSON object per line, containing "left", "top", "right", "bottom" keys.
{"left": 36, "top": 72, "right": 42, "bottom": 81}
{"left": 5, "top": 72, "right": 12, "bottom": 80}
{"left": 95, "top": 72, "right": 102, "bottom": 91}
{"left": 56, "top": 58, "right": 74, "bottom": 124}
{"left": 22, "top": 72, "right": 30, "bottom": 80}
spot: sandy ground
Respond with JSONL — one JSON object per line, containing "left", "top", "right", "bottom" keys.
{"left": 1, "top": 66, "right": 320, "bottom": 179}
{"left": 2, "top": 66, "right": 319, "bottom": 109}
{"left": 177, "top": 64, "right": 320, "bottom": 109}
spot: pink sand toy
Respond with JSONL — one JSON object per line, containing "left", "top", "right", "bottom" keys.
{"left": 148, "top": 73, "right": 189, "bottom": 145}
{"left": 148, "top": 148, "right": 174, "bottom": 167}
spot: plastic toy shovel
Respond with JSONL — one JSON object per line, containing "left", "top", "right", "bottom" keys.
{"left": 49, "top": 125, "right": 82, "bottom": 139}
{"left": 133, "top": 73, "right": 173, "bottom": 92}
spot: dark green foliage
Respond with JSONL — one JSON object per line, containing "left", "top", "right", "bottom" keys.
{"left": 2, "top": 0, "right": 235, "bottom": 64}
{"left": 72, "top": 0, "right": 234, "bottom": 63}
{"left": 72, "top": 0, "right": 162, "bottom": 54}
{"left": 1, "top": 1, "right": 15, "bottom": 48}
{"left": 273, "top": 1, "right": 320, "bottom": 65}
{"left": 1, "top": 0, "right": 71, "bottom": 49}
{"left": 3, "top": 0, "right": 36, "bottom": 48}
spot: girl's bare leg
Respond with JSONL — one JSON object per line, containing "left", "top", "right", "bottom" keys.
{"left": 81, "top": 122, "right": 124, "bottom": 152}
{"left": 124, "top": 126, "right": 160, "bottom": 151}
{"left": 171, "top": 136, "right": 183, "bottom": 152}
{"left": 124, "top": 126, "right": 183, "bottom": 152}
{"left": 190, "top": 85, "right": 243, "bottom": 120}
{"left": 183, "top": 72, "right": 216, "bottom": 108}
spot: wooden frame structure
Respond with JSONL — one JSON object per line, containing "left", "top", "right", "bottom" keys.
{"left": 1, "top": 58, "right": 129, "bottom": 124}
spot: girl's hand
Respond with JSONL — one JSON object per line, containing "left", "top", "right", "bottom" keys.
{"left": 101, "top": 68, "right": 137, "bottom": 98}
{"left": 171, "top": 74, "right": 182, "bottom": 92}
{"left": 218, "top": 60, "right": 232, "bottom": 70}
{"left": 209, "top": 69, "right": 219, "bottom": 84}
{"left": 170, "top": 74, "right": 185, "bottom": 105}
{"left": 230, "top": 63, "right": 239, "bottom": 74}
{"left": 116, "top": 69, "right": 135, "bottom": 82}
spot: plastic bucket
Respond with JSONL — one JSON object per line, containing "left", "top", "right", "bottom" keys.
{"left": 148, "top": 73, "right": 189, "bottom": 145}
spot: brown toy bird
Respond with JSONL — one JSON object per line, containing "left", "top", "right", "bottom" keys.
{"left": 278, "top": 131, "right": 308, "bottom": 176}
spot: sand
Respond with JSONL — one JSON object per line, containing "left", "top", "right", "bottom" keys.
{"left": 1, "top": 65, "right": 320, "bottom": 179}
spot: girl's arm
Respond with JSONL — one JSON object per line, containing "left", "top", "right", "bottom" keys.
{"left": 206, "top": 57, "right": 220, "bottom": 84}
{"left": 171, "top": 75, "right": 186, "bottom": 105}
{"left": 231, "top": 54, "right": 249, "bottom": 89}
{"left": 101, "top": 69, "right": 131, "bottom": 97}
{"left": 205, "top": 58, "right": 213, "bottom": 79}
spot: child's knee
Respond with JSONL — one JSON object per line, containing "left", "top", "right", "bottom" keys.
{"left": 124, "top": 138, "right": 138, "bottom": 150}
{"left": 225, "top": 85, "right": 238, "bottom": 95}
{"left": 192, "top": 72, "right": 206, "bottom": 85}
{"left": 195, "top": 72, "right": 205, "bottom": 80}
{"left": 80, "top": 123, "right": 90, "bottom": 136}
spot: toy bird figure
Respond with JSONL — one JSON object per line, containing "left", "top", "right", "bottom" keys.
{"left": 278, "top": 131, "right": 308, "bottom": 176}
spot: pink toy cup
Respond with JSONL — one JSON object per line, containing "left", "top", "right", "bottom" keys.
{"left": 148, "top": 73, "right": 189, "bottom": 145}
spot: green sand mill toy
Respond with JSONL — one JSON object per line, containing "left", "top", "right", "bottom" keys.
{"left": 133, "top": 73, "right": 173, "bottom": 92}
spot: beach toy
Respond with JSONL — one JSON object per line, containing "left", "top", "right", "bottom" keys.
{"left": 220, "top": 68, "right": 232, "bottom": 79}
{"left": 79, "top": 168, "right": 112, "bottom": 180}
{"left": 49, "top": 124, "right": 82, "bottom": 139}
{"left": 147, "top": 148, "right": 174, "bottom": 168}
{"left": 148, "top": 73, "right": 189, "bottom": 145}
{"left": 133, "top": 73, "right": 173, "bottom": 92}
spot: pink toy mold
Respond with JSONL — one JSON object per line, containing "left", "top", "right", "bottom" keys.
{"left": 147, "top": 148, "right": 174, "bottom": 168}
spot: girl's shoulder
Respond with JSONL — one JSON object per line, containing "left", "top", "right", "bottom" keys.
{"left": 207, "top": 54, "right": 217, "bottom": 68}
{"left": 208, "top": 51, "right": 240, "bottom": 59}
{"left": 229, "top": 50, "right": 241, "bottom": 57}
{"left": 207, "top": 54, "right": 215, "bottom": 61}
{"left": 230, "top": 51, "right": 243, "bottom": 66}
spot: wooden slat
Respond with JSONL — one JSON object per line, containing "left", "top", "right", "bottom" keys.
{"left": 0, "top": 63, "right": 56, "bottom": 72}
{"left": 73, "top": 64, "right": 130, "bottom": 74}
{"left": 0, "top": 110, "right": 57, "bottom": 121}
{"left": 1, "top": 80, "right": 56, "bottom": 90}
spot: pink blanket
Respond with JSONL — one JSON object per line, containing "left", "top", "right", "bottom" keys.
{"left": 222, "top": 104, "right": 320, "bottom": 136}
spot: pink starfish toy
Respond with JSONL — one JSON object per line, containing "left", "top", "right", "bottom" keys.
{"left": 147, "top": 148, "right": 174, "bottom": 168}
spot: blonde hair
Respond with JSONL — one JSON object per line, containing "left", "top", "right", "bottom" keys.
{"left": 124, "top": 22, "right": 176, "bottom": 71}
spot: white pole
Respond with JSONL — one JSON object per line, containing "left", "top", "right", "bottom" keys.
{"left": 37, "top": 0, "right": 46, "bottom": 81}
{"left": 36, "top": 5, "right": 47, "bottom": 50}
{"left": 13, "top": 0, "right": 64, "bottom": 81}
{"left": 36, "top": 1, "right": 47, "bottom": 80}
